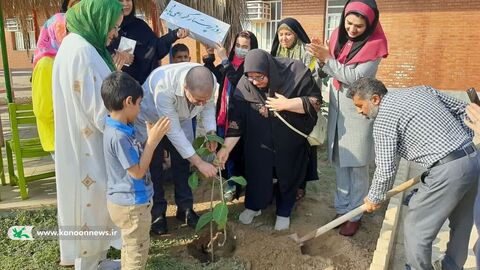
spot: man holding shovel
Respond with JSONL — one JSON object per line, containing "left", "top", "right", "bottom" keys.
{"left": 347, "top": 78, "right": 479, "bottom": 270}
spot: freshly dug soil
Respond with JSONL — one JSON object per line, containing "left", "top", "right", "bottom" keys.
{"left": 162, "top": 148, "right": 385, "bottom": 269}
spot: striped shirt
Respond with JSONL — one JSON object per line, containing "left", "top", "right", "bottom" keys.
{"left": 368, "top": 86, "right": 473, "bottom": 203}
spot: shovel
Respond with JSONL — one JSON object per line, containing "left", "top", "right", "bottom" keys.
{"left": 289, "top": 175, "right": 421, "bottom": 246}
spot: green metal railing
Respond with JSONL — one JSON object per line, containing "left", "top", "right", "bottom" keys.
{"left": 0, "top": 0, "right": 14, "bottom": 103}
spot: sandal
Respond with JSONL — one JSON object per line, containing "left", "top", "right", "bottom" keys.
{"left": 296, "top": 188, "right": 306, "bottom": 201}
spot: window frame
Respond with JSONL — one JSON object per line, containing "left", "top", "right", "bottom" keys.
{"left": 244, "top": 0, "right": 282, "bottom": 52}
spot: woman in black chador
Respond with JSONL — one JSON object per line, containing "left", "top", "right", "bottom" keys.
{"left": 217, "top": 49, "right": 321, "bottom": 230}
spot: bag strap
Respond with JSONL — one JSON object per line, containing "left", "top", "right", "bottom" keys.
{"left": 273, "top": 111, "right": 309, "bottom": 139}
{"left": 253, "top": 87, "right": 310, "bottom": 140}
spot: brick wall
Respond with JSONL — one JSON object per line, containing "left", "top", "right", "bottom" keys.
{"left": 1, "top": 28, "right": 37, "bottom": 71}
{"left": 375, "top": 0, "right": 480, "bottom": 90}
{"left": 282, "top": 0, "right": 327, "bottom": 41}
{"left": 282, "top": 0, "right": 480, "bottom": 90}
{"left": 0, "top": 12, "right": 51, "bottom": 71}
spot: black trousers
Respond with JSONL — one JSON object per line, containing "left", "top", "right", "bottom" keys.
{"left": 150, "top": 137, "right": 193, "bottom": 219}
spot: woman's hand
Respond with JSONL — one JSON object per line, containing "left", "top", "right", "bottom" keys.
{"left": 265, "top": 93, "right": 291, "bottom": 112}
{"left": 113, "top": 48, "right": 133, "bottom": 70}
{"left": 176, "top": 28, "right": 189, "bottom": 39}
{"left": 214, "top": 42, "right": 228, "bottom": 61}
{"left": 306, "top": 41, "right": 331, "bottom": 63}
{"left": 216, "top": 147, "right": 230, "bottom": 170}
{"left": 204, "top": 43, "right": 215, "bottom": 55}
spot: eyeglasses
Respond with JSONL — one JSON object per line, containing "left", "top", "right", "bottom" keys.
{"left": 114, "top": 25, "right": 121, "bottom": 32}
{"left": 185, "top": 87, "right": 211, "bottom": 106}
{"left": 247, "top": 75, "right": 266, "bottom": 82}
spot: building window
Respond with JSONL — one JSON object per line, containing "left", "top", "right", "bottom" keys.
{"left": 244, "top": 0, "right": 282, "bottom": 51}
{"left": 6, "top": 18, "right": 36, "bottom": 51}
{"left": 324, "top": 0, "right": 347, "bottom": 39}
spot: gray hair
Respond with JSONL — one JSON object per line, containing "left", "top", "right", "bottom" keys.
{"left": 185, "top": 66, "right": 214, "bottom": 94}
{"left": 346, "top": 77, "right": 388, "bottom": 99}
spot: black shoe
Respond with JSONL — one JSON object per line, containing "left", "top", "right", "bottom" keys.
{"left": 151, "top": 214, "right": 168, "bottom": 235}
{"left": 176, "top": 208, "right": 199, "bottom": 229}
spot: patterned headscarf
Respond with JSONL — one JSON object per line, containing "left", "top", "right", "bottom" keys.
{"left": 66, "top": 0, "right": 123, "bottom": 71}
{"left": 272, "top": 18, "right": 316, "bottom": 71}
{"left": 32, "top": 13, "right": 67, "bottom": 67}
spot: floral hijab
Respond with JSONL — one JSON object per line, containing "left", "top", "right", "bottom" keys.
{"left": 32, "top": 13, "right": 67, "bottom": 67}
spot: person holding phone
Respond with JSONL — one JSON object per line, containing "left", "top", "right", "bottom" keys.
{"left": 349, "top": 78, "right": 478, "bottom": 270}
{"left": 464, "top": 93, "right": 480, "bottom": 269}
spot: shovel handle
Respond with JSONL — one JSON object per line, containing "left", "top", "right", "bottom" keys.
{"left": 296, "top": 175, "right": 421, "bottom": 244}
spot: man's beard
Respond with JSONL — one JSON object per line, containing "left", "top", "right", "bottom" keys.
{"left": 366, "top": 102, "right": 379, "bottom": 119}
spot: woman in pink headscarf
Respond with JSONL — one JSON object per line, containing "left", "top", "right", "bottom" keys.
{"left": 306, "top": 0, "right": 388, "bottom": 236}
{"left": 31, "top": 13, "right": 67, "bottom": 152}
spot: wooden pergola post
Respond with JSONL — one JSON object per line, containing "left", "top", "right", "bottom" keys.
{"left": 32, "top": 9, "right": 40, "bottom": 42}
{"left": 151, "top": 1, "right": 160, "bottom": 35}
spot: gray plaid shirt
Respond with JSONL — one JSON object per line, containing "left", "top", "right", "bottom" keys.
{"left": 368, "top": 86, "right": 474, "bottom": 203}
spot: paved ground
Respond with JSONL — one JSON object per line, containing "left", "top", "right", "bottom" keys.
{"left": 0, "top": 72, "right": 56, "bottom": 208}
{"left": 389, "top": 162, "right": 477, "bottom": 270}
{"left": 0, "top": 104, "right": 56, "bottom": 209}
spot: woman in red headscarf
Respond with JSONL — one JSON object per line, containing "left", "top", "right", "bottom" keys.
{"left": 306, "top": 0, "right": 388, "bottom": 236}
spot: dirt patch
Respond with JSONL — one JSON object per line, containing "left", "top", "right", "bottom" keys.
{"left": 224, "top": 190, "right": 385, "bottom": 270}
{"left": 161, "top": 148, "right": 385, "bottom": 269}
{"left": 187, "top": 228, "right": 237, "bottom": 263}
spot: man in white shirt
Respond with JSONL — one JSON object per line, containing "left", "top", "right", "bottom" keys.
{"left": 136, "top": 63, "right": 218, "bottom": 235}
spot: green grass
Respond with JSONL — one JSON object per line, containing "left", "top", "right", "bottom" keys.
{"left": 0, "top": 208, "right": 245, "bottom": 270}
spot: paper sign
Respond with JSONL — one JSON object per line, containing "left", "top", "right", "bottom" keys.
{"left": 117, "top": 37, "right": 136, "bottom": 67}
{"left": 160, "top": 0, "right": 231, "bottom": 47}
{"left": 118, "top": 36, "right": 136, "bottom": 54}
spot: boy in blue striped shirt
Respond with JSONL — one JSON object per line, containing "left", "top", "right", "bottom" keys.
{"left": 102, "top": 71, "right": 170, "bottom": 269}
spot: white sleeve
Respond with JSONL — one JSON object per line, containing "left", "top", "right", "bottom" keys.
{"left": 200, "top": 77, "right": 218, "bottom": 133}
{"left": 322, "top": 58, "right": 381, "bottom": 87}
{"left": 78, "top": 65, "right": 108, "bottom": 132}
{"left": 200, "top": 100, "right": 217, "bottom": 133}
{"left": 155, "top": 89, "right": 196, "bottom": 159}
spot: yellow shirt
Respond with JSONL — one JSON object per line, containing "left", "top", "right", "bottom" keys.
{"left": 32, "top": 56, "right": 54, "bottom": 152}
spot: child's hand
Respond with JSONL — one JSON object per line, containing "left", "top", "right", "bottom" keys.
{"left": 146, "top": 117, "right": 171, "bottom": 145}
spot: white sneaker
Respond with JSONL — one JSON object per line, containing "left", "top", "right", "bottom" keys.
{"left": 98, "top": 259, "right": 121, "bottom": 270}
{"left": 274, "top": 216, "right": 290, "bottom": 231}
{"left": 239, "top": 209, "right": 261, "bottom": 224}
